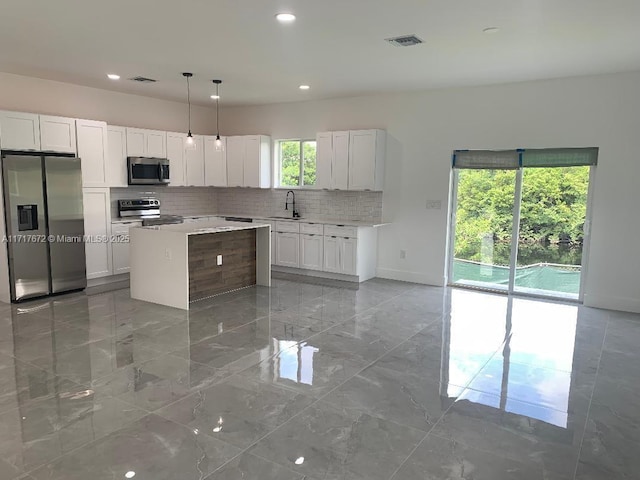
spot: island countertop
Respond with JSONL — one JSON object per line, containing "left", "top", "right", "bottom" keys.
{"left": 138, "top": 219, "right": 271, "bottom": 235}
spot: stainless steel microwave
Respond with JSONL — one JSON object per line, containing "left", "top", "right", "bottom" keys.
{"left": 127, "top": 157, "right": 170, "bottom": 185}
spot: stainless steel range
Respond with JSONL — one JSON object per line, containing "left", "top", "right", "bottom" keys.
{"left": 117, "top": 198, "right": 183, "bottom": 226}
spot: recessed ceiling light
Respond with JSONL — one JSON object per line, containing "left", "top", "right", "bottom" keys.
{"left": 107, "top": 73, "right": 120, "bottom": 80}
{"left": 299, "top": 85, "right": 310, "bottom": 90}
{"left": 210, "top": 94, "right": 220, "bottom": 99}
{"left": 276, "top": 13, "right": 296, "bottom": 23}
{"left": 294, "top": 457, "right": 305, "bottom": 465}
{"left": 125, "top": 472, "right": 136, "bottom": 479}
{"left": 483, "top": 27, "right": 499, "bottom": 34}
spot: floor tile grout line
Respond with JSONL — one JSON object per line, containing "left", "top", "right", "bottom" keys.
{"left": 571, "top": 315, "right": 610, "bottom": 480}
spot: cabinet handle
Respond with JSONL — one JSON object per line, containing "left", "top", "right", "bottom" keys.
{"left": 331, "top": 236, "right": 337, "bottom": 238}
{"left": 338, "top": 242, "right": 341, "bottom": 267}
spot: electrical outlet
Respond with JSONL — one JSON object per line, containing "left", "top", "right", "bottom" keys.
{"left": 426, "top": 200, "right": 442, "bottom": 210}
{"left": 400, "top": 250, "right": 406, "bottom": 259}
{"left": 217, "top": 254, "right": 223, "bottom": 266}
{"left": 164, "top": 248, "right": 172, "bottom": 260}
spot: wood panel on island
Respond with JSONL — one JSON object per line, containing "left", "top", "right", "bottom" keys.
{"left": 188, "top": 229, "right": 257, "bottom": 301}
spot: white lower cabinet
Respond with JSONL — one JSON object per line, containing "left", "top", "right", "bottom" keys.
{"left": 323, "top": 236, "right": 357, "bottom": 275}
{"left": 300, "top": 234, "right": 324, "bottom": 271}
{"left": 323, "top": 236, "right": 340, "bottom": 273}
{"left": 111, "top": 221, "right": 142, "bottom": 274}
{"left": 276, "top": 232, "right": 300, "bottom": 267}
{"left": 82, "top": 188, "right": 112, "bottom": 279}
{"left": 341, "top": 237, "right": 357, "bottom": 275}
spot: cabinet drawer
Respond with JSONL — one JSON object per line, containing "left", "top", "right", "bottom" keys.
{"left": 275, "top": 221, "right": 300, "bottom": 233}
{"left": 300, "top": 222, "right": 324, "bottom": 235}
{"left": 324, "top": 224, "right": 357, "bottom": 238}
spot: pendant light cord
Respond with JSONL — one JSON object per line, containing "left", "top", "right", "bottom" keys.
{"left": 187, "top": 76, "right": 192, "bottom": 133}
{"left": 216, "top": 82, "right": 220, "bottom": 137}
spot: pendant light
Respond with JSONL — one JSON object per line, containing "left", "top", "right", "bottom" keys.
{"left": 212, "top": 79, "right": 223, "bottom": 151}
{"left": 182, "top": 72, "right": 194, "bottom": 146}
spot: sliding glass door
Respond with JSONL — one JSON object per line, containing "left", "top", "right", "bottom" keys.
{"left": 448, "top": 148, "right": 596, "bottom": 301}
{"left": 513, "top": 166, "right": 591, "bottom": 299}
{"left": 451, "top": 169, "right": 517, "bottom": 292}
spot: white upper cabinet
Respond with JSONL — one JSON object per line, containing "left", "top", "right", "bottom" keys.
{"left": 331, "top": 131, "right": 350, "bottom": 190}
{"left": 226, "top": 135, "right": 271, "bottom": 188}
{"left": 107, "top": 126, "right": 128, "bottom": 187}
{"left": 76, "top": 119, "right": 108, "bottom": 187}
{"left": 226, "top": 136, "right": 245, "bottom": 187}
{"left": 126, "top": 128, "right": 167, "bottom": 158}
{"left": 125, "top": 128, "right": 145, "bottom": 156}
{"left": 166, "top": 132, "right": 186, "bottom": 187}
{"left": 146, "top": 130, "right": 167, "bottom": 157}
{"left": 315, "top": 132, "right": 333, "bottom": 189}
{"left": 348, "top": 129, "right": 386, "bottom": 191}
{"left": 315, "top": 129, "right": 386, "bottom": 191}
{"left": 204, "top": 136, "right": 227, "bottom": 187}
{"left": 185, "top": 135, "right": 205, "bottom": 186}
{"left": 40, "top": 115, "right": 77, "bottom": 153}
{"left": 0, "top": 111, "right": 41, "bottom": 151}
{"left": 244, "top": 135, "right": 271, "bottom": 188}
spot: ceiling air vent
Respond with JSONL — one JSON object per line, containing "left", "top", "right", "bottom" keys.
{"left": 385, "top": 34, "right": 424, "bottom": 47}
{"left": 129, "top": 76, "right": 157, "bottom": 83}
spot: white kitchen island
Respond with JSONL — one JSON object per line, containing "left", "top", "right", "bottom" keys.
{"left": 129, "top": 220, "right": 271, "bottom": 310}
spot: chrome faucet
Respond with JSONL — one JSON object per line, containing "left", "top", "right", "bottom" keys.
{"left": 285, "top": 190, "right": 300, "bottom": 218}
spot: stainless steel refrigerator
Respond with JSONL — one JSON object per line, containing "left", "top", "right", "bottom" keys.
{"left": 2, "top": 153, "right": 86, "bottom": 301}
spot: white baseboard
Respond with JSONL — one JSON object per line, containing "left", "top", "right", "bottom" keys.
{"left": 271, "top": 266, "right": 360, "bottom": 283}
{"left": 87, "top": 273, "right": 129, "bottom": 289}
{"left": 583, "top": 293, "right": 640, "bottom": 314}
{"left": 376, "top": 267, "right": 445, "bottom": 286}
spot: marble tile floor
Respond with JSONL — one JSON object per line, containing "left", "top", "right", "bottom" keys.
{"left": 0, "top": 277, "right": 638, "bottom": 479}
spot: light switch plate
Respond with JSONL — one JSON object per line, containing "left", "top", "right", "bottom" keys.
{"left": 217, "top": 254, "right": 223, "bottom": 266}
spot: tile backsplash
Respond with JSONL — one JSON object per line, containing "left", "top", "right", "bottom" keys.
{"left": 215, "top": 188, "right": 383, "bottom": 222}
{"left": 109, "top": 187, "right": 382, "bottom": 222}
{"left": 110, "top": 187, "right": 217, "bottom": 218}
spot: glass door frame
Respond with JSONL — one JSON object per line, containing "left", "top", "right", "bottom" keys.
{"left": 446, "top": 166, "right": 596, "bottom": 303}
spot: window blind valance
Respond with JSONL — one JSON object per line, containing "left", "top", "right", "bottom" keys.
{"left": 452, "top": 150, "right": 521, "bottom": 169}
{"left": 521, "top": 148, "right": 598, "bottom": 167}
{"left": 453, "top": 147, "right": 598, "bottom": 169}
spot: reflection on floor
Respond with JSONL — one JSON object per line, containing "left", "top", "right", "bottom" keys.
{"left": 0, "top": 278, "right": 637, "bottom": 479}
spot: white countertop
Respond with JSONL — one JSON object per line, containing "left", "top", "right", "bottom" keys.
{"left": 113, "top": 213, "right": 389, "bottom": 228}
{"left": 136, "top": 219, "right": 271, "bottom": 236}
{"left": 216, "top": 213, "right": 390, "bottom": 228}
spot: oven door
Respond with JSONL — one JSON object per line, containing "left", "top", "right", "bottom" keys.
{"left": 128, "top": 158, "right": 170, "bottom": 185}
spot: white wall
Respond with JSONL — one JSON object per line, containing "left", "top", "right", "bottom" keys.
{"left": 0, "top": 72, "right": 215, "bottom": 133}
{"left": 221, "top": 71, "right": 640, "bottom": 313}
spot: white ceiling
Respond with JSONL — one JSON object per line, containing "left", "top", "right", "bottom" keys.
{"left": 1, "top": 0, "right": 639, "bottom": 106}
